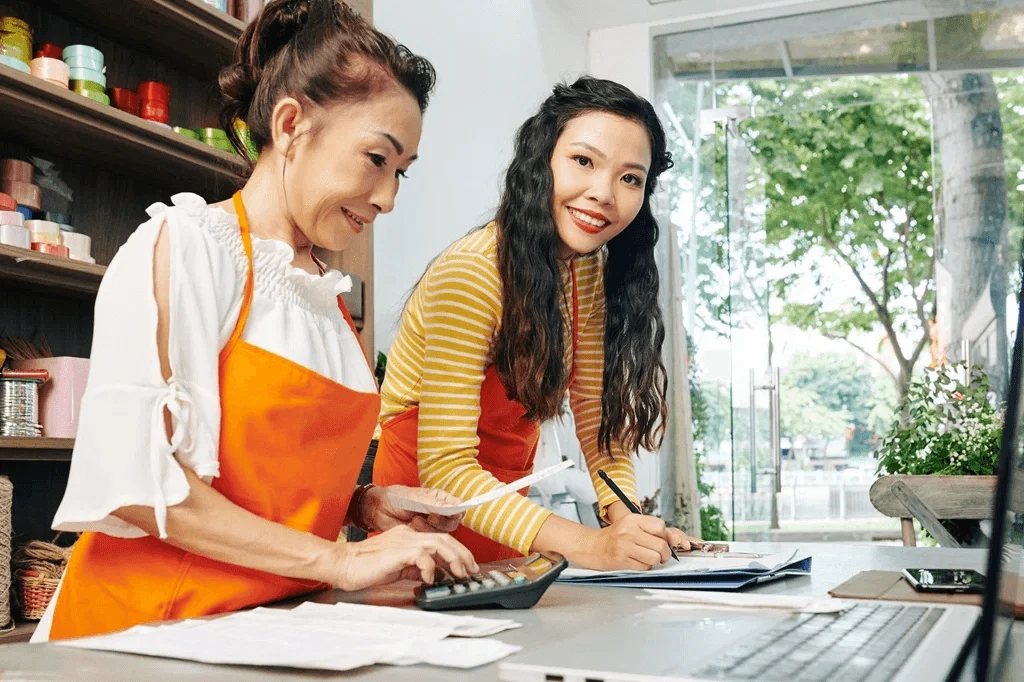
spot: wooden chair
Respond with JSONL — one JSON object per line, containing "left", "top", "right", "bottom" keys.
{"left": 869, "top": 475, "right": 997, "bottom": 547}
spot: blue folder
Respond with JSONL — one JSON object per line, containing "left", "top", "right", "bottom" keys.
{"left": 556, "top": 556, "right": 812, "bottom": 591}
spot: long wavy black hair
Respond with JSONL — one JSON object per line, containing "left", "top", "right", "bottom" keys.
{"left": 494, "top": 76, "right": 673, "bottom": 455}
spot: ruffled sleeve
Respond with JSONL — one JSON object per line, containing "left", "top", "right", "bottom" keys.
{"left": 52, "top": 194, "right": 243, "bottom": 539}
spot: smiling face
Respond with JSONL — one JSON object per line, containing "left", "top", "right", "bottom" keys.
{"left": 284, "top": 83, "right": 423, "bottom": 252}
{"left": 549, "top": 111, "right": 652, "bottom": 259}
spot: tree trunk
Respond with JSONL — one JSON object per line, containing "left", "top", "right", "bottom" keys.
{"left": 921, "top": 72, "right": 1010, "bottom": 397}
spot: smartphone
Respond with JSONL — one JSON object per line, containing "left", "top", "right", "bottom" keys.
{"left": 902, "top": 568, "right": 986, "bottom": 594}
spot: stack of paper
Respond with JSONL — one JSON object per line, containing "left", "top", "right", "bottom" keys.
{"left": 557, "top": 549, "right": 812, "bottom": 591}
{"left": 57, "top": 602, "right": 522, "bottom": 671}
{"left": 638, "top": 589, "right": 846, "bottom": 614}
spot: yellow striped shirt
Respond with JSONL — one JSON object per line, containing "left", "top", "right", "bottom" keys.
{"left": 378, "top": 224, "right": 639, "bottom": 555}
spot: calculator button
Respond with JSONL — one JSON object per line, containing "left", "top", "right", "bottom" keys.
{"left": 507, "top": 571, "right": 527, "bottom": 585}
{"left": 424, "top": 586, "right": 451, "bottom": 599}
{"left": 489, "top": 570, "right": 512, "bottom": 586}
{"left": 480, "top": 578, "right": 497, "bottom": 589}
{"left": 452, "top": 583, "right": 468, "bottom": 594}
{"left": 467, "top": 581, "right": 482, "bottom": 591}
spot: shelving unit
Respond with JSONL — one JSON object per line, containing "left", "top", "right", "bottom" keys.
{"left": 39, "top": 0, "right": 243, "bottom": 79}
{"left": 0, "top": 244, "right": 105, "bottom": 297}
{"left": 0, "top": 66, "right": 245, "bottom": 198}
{"left": 0, "top": 439, "right": 74, "bottom": 462}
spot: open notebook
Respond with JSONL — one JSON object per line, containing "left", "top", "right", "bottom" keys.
{"left": 556, "top": 548, "right": 812, "bottom": 590}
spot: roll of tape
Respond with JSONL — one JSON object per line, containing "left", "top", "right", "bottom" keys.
{"left": 15, "top": 205, "right": 31, "bottom": 220}
{"left": 75, "top": 88, "right": 110, "bottom": 106}
{"left": 0, "top": 17, "right": 31, "bottom": 33}
{"left": 67, "top": 66, "right": 105, "bottom": 87}
{"left": 62, "top": 44, "right": 103, "bottom": 66}
{"left": 34, "top": 43, "right": 62, "bottom": 60}
{"left": 137, "top": 80, "right": 170, "bottom": 103}
{"left": 30, "top": 231, "right": 61, "bottom": 245}
{"left": 0, "top": 210, "right": 24, "bottom": 226}
{"left": 57, "top": 223, "right": 75, "bottom": 233}
{"left": 71, "top": 78, "right": 104, "bottom": 95}
{"left": 29, "top": 57, "right": 69, "bottom": 86}
{"left": 59, "top": 231, "right": 90, "bottom": 258}
{"left": 0, "top": 223, "right": 30, "bottom": 249}
{"left": 0, "top": 37, "right": 31, "bottom": 63}
{"left": 0, "top": 54, "right": 29, "bottom": 73}
{"left": 1, "top": 181, "right": 40, "bottom": 210}
{"left": 173, "top": 127, "right": 199, "bottom": 140}
{"left": 31, "top": 242, "right": 69, "bottom": 257}
{"left": 109, "top": 87, "right": 139, "bottom": 115}
{"left": 0, "top": 192, "right": 15, "bottom": 212}
{"left": 0, "top": 159, "right": 31, "bottom": 183}
{"left": 24, "top": 219, "right": 60, "bottom": 235}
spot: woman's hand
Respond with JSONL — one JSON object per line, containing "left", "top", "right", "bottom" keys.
{"left": 577, "top": 514, "right": 677, "bottom": 571}
{"left": 360, "top": 485, "right": 465, "bottom": 533}
{"left": 331, "top": 525, "right": 478, "bottom": 591}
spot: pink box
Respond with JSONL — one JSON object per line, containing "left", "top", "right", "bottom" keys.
{"left": 11, "top": 356, "right": 90, "bottom": 438}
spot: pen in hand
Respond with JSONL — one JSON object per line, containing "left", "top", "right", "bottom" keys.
{"left": 598, "top": 469, "right": 679, "bottom": 562}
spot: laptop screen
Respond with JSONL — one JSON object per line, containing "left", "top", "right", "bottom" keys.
{"left": 975, "top": 270, "right": 1024, "bottom": 681}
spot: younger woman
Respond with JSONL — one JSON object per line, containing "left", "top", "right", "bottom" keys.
{"left": 373, "top": 77, "right": 696, "bottom": 569}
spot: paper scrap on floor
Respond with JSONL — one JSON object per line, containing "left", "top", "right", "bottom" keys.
{"left": 638, "top": 589, "right": 846, "bottom": 614}
{"left": 559, "top": 548, "right": 802, "bottom": 581}
{"left": 57, "top": 602, "right": 522, "bottom": 671}
{"left": 389, "top": 459, "right": 575, "bottom": 516}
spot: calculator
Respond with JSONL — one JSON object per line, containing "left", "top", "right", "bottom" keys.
{"left": 414, "top": 551, "right": 568, "bottom": 611}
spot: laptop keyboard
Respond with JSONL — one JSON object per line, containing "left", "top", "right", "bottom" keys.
{"left": 694, "top": 603, "right": 945, "bottom": 681}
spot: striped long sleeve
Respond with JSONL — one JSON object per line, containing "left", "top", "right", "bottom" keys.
{"left": 379, "top": 225, "right": 640, "bottom": 554}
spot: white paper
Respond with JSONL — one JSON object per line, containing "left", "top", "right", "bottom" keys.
{"left": 389, "top": 460, "right": 575, "bottom": 516}
{"left": 58, "top": 602, "right": 522, "bottom": 671}
{"left": 638, "top": 590, "right": 847, "bottom": 614}
{"left": 559, "top": 549, "right": 801, "bottom": 581}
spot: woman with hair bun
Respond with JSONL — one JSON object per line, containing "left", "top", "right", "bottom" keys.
{"left": 38, "top": 0, "right": 475, "bottom": 642}
{"left": 374, "top": 77, "right": 701, "bottom": 570}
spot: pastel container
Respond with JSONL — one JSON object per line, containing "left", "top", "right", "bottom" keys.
{"left": 29, "top": 57, "right": 69, "bottom": 87}
{"left": 67, "top": 66, "right": 105, "bottom": 88}
{"left": 1, "top": 159, "right": 32, "bottom": 183}
{"left": 59, "top": 231, "right": 90, "bottom": 259}
{"left": 62, "top": 44, "right": 103, "bottom": 66}
{"left": 25, "top": 219, "right": 60, "bottom": 234}
{"left": 0, "top": 223, "right": 29, "bottom": 248}
{"left": 11, "top": 357, "right": 90, "bottom": 438}
{"left": 2, "top": 180, "right": 41, "bottom": 210}
{"left": 0, "top": 54, "right": 28, "bottom": 73}
{"left": 31, "top": 242, "right": 69, "bottom": 257}
{"left": 0, "top": 210, "right": 23, "bottom": 226}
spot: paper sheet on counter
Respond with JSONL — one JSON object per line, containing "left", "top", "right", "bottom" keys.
{"left": 559, "top": 549, "right": 801, "bottom": 581}
{"left": 638, "top": 589, "right": 847, "bottom": 614}
{"left": 389, "top": 460, "right": 575, "bottom": 516}
{"left": 57, "top": 603, "right": 522, "bottom": 671}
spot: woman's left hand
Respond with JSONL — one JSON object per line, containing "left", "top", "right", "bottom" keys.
{"left": 665, "top": 526, "right": 699, "bottom": 553}
{"left": 361, "top": 485, "right": 465, "bottom": 533}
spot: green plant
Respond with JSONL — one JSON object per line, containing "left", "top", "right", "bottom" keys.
{"left": 876, "top": 362, "right": 1003, "bottom": 476}
{"left": 687, "top": 335, "right": 730, "bottom": 541}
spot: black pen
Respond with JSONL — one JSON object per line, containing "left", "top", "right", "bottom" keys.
{"left": 598, "top": 469, "right": 679, "bottom": 562}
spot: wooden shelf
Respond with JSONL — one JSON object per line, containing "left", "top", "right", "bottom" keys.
{"left": 0, "top": 438, "right": 74, "bottom": 462}
{"left": 0, "top": 65, "right": 246, "bottom": 198}
{"left": 0, "top": 244, "right": 105, "bottom": 297}
{"left": 40, "top": 0, "right": 243, "bottom": 79}
{"left": 0, "top": 621, "right": 38, "bottom": 644}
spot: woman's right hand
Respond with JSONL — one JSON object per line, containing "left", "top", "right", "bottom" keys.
{"left": 330, "top": 525, "right": 479, "bottom": 591}
{"left": 577, "top": 514, "right": 673, "bottom": 571}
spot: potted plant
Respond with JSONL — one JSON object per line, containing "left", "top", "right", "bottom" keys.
{"left": 875, "top": 361, "right": 1003, "bottom": 543}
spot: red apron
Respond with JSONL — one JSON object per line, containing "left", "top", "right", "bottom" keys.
{"left": 373, "top": 263, "right": 578, "bottom": 563}
{"left": 50, "top": 192, "right": 380, "bottom": 640}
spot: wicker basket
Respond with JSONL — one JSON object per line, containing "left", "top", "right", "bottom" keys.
{"left": 14, "top": 568, "right": 62, "bottom": 621}
{"left": 11, "top": 539, "right": 72, "bottom": 621}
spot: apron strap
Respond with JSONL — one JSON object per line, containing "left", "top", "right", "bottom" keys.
{"left": 223, "top": 191, "right": 257, "bottom": 358}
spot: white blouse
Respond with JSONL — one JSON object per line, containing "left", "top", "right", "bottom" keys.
{"left": 51, "top": 193, "right": 376, "bottom": 541}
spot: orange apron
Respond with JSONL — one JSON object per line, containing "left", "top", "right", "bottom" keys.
{"left": 373, "top": 264, "right": 578, "bottom": 563}
{"left": 50, "top": 192, "right": 380, "bottom": 640}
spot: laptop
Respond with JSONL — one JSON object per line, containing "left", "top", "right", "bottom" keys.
{"left": 498, "top": 294, "right": 1024, "bottom": 682}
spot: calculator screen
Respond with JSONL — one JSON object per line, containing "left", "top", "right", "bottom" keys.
{"left": 525, "top": 556, "right": 553, "bottom": 574}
